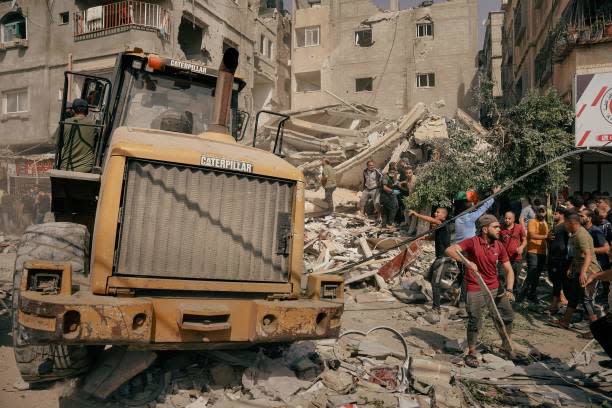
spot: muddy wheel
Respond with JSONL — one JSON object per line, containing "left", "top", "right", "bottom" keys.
{"left": 12, "top": 222, "right": 97, "bottom": 383}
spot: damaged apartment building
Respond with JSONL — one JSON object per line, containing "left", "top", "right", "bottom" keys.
{"left": 291, "top": 0, "right": 479, "bottom": 119}
{"left": 0, "top": 0, "right": 291, "bottom": 154}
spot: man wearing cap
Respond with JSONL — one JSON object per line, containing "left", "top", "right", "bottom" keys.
{"left": 446, "top": 214, "right": 515, "bottom": 368}
{"left": 521, "top": 205, "right": 549, "bottom": 302}
{"left": 57, "top": 98, "right": 98, "bottom": 173}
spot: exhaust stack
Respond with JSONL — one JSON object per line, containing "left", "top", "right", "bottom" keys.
{"left": 210, "top": 48, "right": 239, "bottom": 134}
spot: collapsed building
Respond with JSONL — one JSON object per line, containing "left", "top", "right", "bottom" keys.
{"left": 290, "top": 0, "right": 480, "bottom": 119}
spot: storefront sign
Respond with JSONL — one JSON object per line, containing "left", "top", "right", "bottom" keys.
{"left": 575, "top": 72, "right": 612, "bottom": 147}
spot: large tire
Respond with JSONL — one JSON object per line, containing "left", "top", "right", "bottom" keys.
{"left": 12, "top": 222, "right": 96, "bottom": 383}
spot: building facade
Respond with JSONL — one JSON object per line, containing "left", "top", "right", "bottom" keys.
{"left": 500, "top": 0, "right": 612, "bottom": 194}
{"left": 0, "top": 0, "right": 291, "bottom": 152}
{"left": 290, "top": 0, "right": 479, "bottom": 119}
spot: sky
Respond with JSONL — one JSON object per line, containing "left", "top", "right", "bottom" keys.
{"left": 285, "top": 0, "right": 502, "bottom": 48}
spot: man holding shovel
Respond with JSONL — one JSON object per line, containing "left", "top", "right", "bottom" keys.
{"left": 446, "top": 214, "right": 516, "bottom": 368}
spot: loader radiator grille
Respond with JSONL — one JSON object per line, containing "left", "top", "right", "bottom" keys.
{"left": 115, "top": 160, "right": 294, "bottom": 282}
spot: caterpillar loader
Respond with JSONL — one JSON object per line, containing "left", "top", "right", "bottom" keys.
{"left": 12, "top": 48, "right": 343, "bottom": 389}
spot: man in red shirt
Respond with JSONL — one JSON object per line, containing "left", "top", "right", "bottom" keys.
{"left": 499, "top": 211, "right": 526, "bottom": 292}
{"left": 446, "top": 214, "right": 515, "bottom": 367}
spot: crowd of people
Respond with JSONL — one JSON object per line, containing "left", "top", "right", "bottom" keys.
{"left": 325, "top": 159, "right": 612, "bottom": 369}
{"left": 0, "top": 187, "right": 51, "bottom": 234}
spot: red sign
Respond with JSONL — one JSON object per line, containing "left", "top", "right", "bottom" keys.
{"left": 596, "top": 134, "right": 612, "bottom": 142}
{"left": 15, "top": 159, "right": 53, "bottom": 176}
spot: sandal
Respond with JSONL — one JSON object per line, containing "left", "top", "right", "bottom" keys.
{"left": 464, "top": 354, "right": 479, "bottom": 368}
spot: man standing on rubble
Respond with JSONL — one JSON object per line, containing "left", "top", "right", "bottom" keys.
{"left": 380, "top": 167, "right": 400, "bottom": 229}
{"left": 402, "top": 166, "right": 419, "bottom": 235}
{"left": 358, "top": 160, "right": 382, "bottom": 219}
{"left": 547, "top": 207, "right": 569, "bottom": 315}
{"left": 554, "top": 213, "right": 600, "bottom": 329}
{"left": 499, "top": 211, "right": 526, "bottom": 293}
{"left": 521, "top": 205, "right": 549, "bottom": 303}
{"left": 321, "top": 158, "right": 337, "bottom": 215}
{"left": 445, "top": 214, "right": 515, "bottom": 368}
{"left": 408, "top": 207, "right": 451, "bottom": 315}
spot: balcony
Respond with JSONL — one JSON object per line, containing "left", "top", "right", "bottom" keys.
{"left": 74, "top": 1, "right": 171, "bottom": 41}
{"left": 550, "top": 0, "right": 612, "bottom": 62}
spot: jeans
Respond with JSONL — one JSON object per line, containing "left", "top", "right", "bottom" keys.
{"left": 466, "top": 287, "right": 514, "bottom": 348}
{"left": 380, "top": 195, "right": 397, "bottom": 227}
{"left": 324, "top": 187, "right": 335, "bottom": 214}
{"left": 548, "top": 257, "right": 568, "bottom": 298}
{"left": 427, "top": 257, "right": 454, "bottom": 309}
{"left": 523, "top": 252, "right": 547, "bottom": 300}
{"left": 565, "top": 271, "right": 598, "bottom": 317}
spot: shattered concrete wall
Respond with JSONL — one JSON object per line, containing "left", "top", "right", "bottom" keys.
{"left": 291, "top": 0, "right": 479, "bottom": 119}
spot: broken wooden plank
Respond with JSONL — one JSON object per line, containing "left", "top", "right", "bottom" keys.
{"left": 377, "top": 241, "right": 420, "bottom": 282}
{"left": 358, "top": 236, "right": 373, "bottom": 258}
{"left": 367, "top": 236, "right": 406, "bottom": 251}
{"left": 345, "top": 270, "right": 378, "bottom": 284}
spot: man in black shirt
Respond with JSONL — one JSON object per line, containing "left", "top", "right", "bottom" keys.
{"left": 548, "top": 207, "right": 570, "bottom": 314}
{"left": 409, "top": 207, "right": 451, "bottom": 314}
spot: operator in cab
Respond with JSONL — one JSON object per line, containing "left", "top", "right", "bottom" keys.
{"left": 56, "top": 98, "right": 98, "bottom": 173}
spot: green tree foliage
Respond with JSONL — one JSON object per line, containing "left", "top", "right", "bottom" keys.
{"left": 494, "top": 90, "right": 575, "bottom": 198}
{"left": 406, "top": 89, "right": 574, "bottom": 210}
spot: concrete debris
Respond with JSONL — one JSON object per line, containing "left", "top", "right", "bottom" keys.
{"left": 321, "top": 369, "right": 355, "bottom": 394}
{"left": 444, "top": 337, "right": 467, "bottom": 353}
{"left": 82, "top": 347, "right": 157, "bottom": 399}
{"left": 413, "top": 115, "right": 448, "bottom": 144}
{"left": 185, "top": 396, "right": 209, "bottom": 408}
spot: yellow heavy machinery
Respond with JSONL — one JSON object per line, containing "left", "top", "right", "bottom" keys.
{"left": 12, "top": 49, "right": 343, "bottom": 389}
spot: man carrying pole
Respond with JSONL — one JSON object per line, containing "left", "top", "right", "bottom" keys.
{"left": 446, "top": 214, "right": 515, "bottom": 368}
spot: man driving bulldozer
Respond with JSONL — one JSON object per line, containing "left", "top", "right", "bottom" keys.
{"left": 56, "top": 98, "right": 98, "bottom": 173}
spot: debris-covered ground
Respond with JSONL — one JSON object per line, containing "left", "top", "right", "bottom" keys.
{"left": 1, "top": 219, "right": 611, "bottom": 408}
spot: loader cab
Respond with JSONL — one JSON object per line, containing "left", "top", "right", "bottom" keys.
{"left": 50, "top": 50, "right": 247, "bottom": 230}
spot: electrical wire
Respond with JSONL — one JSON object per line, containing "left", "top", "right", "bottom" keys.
{"left": 327, "top": 147, "right": 612, "bottom": 276}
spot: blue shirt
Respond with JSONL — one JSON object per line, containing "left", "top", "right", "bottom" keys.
{"left": 453, "top": 198, "right": 495, "bottom": 243}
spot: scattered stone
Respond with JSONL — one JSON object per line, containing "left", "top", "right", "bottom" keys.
{"left": 321, "top": 369, "right": 354, "bottom": 394}
{"left": 210, "top": 363, "right": 238, "bottom": 388}
{"left": 444, "top": 338, "right": 467, "bottom": 353}
{"left": 12, "top": 379, "right": 29, "bottom": 391}
{"left": 185, "top": 396, "right": 209, "bottom": 408}
{"left": 482, "top": 353, "right": 515, "bottom": 369}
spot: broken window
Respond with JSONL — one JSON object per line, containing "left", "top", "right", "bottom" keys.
{"left": 295, "top": 71, "right": 321, "bottom": 92}
{"left": 296, "top": 26, "right": 320, "bottom": 47}
{"left": 355, "top": 77, "right": 373, "bottom": 92}
{"left": 59, "top": 11, "right": 69, "bottom": 25}
{"left": 416, "top": 22, "right": 433, "bottom": 38}
{"left": 1, "top": 12, "right": 27, "bottom": 43}
{"left": 2, "top": 88, "right": 28, "bottom": 113}
{"left": 260, "top": 34, "right": 266, "bottom": 54}
{"left": 416, "top": 73, "right": 435, "bottom": 88}
{"left": 178, "top": 16, "right": 204, "bottom": 61}
{"left": 355, "top": 27, "right": 373, "bottom": 47}
{"left": 223, "top": 38, "right": 239, "bottom": 54}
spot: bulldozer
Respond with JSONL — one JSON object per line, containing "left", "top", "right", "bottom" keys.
{"left": 11, "top": 48, "right": 344, "bottom": 394}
